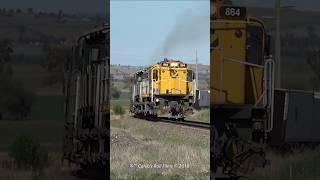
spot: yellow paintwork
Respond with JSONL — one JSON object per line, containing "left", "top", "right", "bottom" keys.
{"left": 211, "top": 1, "right": 266, "bottom": 105}
{"left": 151, "top": 60, "right": 193, "bottom": 96}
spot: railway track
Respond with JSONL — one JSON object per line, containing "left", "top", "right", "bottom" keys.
{"left": 133, "top": 115, "right": 210, "bottom": 130}
{"left": 158, "top": 118, "right": 210, "bottom": 130}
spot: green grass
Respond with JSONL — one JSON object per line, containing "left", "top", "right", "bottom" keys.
{"left": 111, "top": 116, "right": 210, "bottom": 179}
{"left": 0, "top": 120, "right": 63, "bottom": 152}
{"left": 30, "top": 95, "right": 64, "bottom": 121}
{"left": 187, "top": 109, "right": 210, "bottom": 123}
{"left": 0, "top": 94, "right": 64, "bottom": 152}
{"left": 111, "top": 91, "right": 131, "bottom": 107}
{"left": 12, "top": 63, "right": 62, "bottom": 95}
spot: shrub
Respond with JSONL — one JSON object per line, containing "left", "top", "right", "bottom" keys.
{"left": 8, "top": 135, "right": 48, "bottom": 175}
{"left": 113, "top": 104, "right": 125, "bottom": 115}
{"left": 111, "top": 86, "right": 121, "bottom": 99}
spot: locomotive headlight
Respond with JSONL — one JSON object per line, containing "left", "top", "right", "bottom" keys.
{"left": 162, "top": 63, "right": 169, "bottom": 67}
{"left": 155, "top": 98, "right": 160, "bottom": 102}
{"left": 170, "top": 62, "right": 179, "bottom": 67}
{"left": 179, "top": 63, "right": 186, "bottom": 67}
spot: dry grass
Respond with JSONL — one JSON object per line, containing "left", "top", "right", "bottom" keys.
{"left": 248, "top": 148, "right": 320, "bottom": 180}
{"left": 110, "top": 115, "right": 210, "bottom": 179}
{"left": 0, "top": 152, "right": 82, "bottom": 180}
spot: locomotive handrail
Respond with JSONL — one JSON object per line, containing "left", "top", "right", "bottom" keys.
{"left": 223, "top": 57, "right": 265, "bottom": 69}
{"left": 264, "top": 57, "right": 275, "bottom": 132}
{"left": 217, "top": 52, "right": 275, "bottom": 133}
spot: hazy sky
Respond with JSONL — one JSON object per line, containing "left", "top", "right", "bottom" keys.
{"left": 110, "top": 0, "right": 209, "bottom": 66}
{"left": 0, "top": 0, "right": 108, "bottom": 14}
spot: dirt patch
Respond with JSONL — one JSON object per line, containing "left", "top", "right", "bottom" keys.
{"left": 111, "top": 129, "right": 143, "bottom": 148}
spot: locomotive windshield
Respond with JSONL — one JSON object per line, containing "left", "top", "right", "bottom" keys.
{"left": 247, "top": 26, "right": 264, "bottom": 65}
{"left": 187, "top": 70, "right": 193, "bottom": 82}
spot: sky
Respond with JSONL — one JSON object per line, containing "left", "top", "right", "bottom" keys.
{"left": 110, "top": 0, "right": 210, "bottom": 66}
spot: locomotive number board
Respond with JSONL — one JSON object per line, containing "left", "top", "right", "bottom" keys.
{"left": 220, "top": 6, "right": 246, "bottom": 19}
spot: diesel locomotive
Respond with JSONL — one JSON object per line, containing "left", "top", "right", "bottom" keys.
{"left": 211, "top": 0, "right": 320, "bottom": 178}
{"left": 130, "top": 59, "right": 195, "bottom": 119}
{"left": 211, "top": 0, "right": 274, "bottom": 177}
{"left": 63, "top": 24, "right": 110, "bottom": 176}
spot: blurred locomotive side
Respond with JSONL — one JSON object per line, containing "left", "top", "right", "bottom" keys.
{"left": 211, "top": 0, "right": 274, "bottom": 176}
{"left": 130, "top": 59, "right": 195, "bottom": 119}
{"left": 211, "top": 1, "right": 320, "bottom": 178}
{"left": 63, "top": 25, "right": 110, "bottom": 175}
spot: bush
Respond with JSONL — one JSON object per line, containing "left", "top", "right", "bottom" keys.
{"left": 8, "top": 135, "right": 48, "bottom": 175}
{"left": 113, "top": 104, "right": 125, "bottom": 115}
{"left": 5, "top": 82, "right": 34, "bottom": 120}
{"left": 111, "top": 86, "right": 121, "bottom": 99}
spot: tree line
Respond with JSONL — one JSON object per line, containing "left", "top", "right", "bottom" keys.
{"left": 0, "top": 39, "right": 34, "bottom": 120}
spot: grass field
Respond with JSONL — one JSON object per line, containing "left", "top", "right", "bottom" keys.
{"left": 12, "top": 64, "right": 62, "bottom": 95}
{"left": 248, "top": 148, "right": 320, "bottom": 180}
{"left": 111, "top": 91, "right": 131, "bottom": 108}
{"left": 1, "top": 63, "right": 64, "bottom": 152}
{"left": 188, "top": 109, "right": 210, "bottom": 123}
{"left": 0, "top": 152, "right": 83, "bottom": 180}
{"left": 0, "top": 92, "right": 64, "bottom": 152}
{"left": 0, "top": 13, "right": 104, "bottom": 179}
{"left": 0, "top": 119, "right": 63, "bottom": 152}
{"left": 111, "top": 115, "right": 210, "bottom": 179}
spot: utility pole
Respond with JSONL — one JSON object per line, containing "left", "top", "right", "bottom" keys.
{"left": 195, "top": 50, "right": 199, "bottom": 91}
{"left": 275, "top": 0, "right": 281, "bottom": 88}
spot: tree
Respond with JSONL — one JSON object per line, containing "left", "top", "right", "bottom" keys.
{"left": 42, "top": 45, "right": 72, "bottom": 86}
{"left": 122, "top": 76, "right": 134, "bottom": 89}
{"left": 0, "top": 38, "right": 34, "bottom": 120}
{"left": 0, "top": 39, "right": 14, "bottom": 119}
{"left": 0, "top": 38, "right": 13, "bottom": 63}
{"left": 5, "top": 82, "right": 34, "bottom": 120}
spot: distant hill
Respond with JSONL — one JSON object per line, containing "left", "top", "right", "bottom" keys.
{"left": 248, "top": 7, "right": 320, "bottom": 91}
{"left": 111, "top": 64, "right": 210, "bottom": 81}
{"left": 0, "top": 0, "right": 109, "bottom": 14}
{"left": 0, "top": 11, "right": 105, "bottom": 58}
{"left": 247, "top": 7, "right": 320, "bottom": 36}
{"left": 234, "top": 0, "right": 320, "bottom": 12}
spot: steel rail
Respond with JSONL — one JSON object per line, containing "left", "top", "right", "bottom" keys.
{"left": 133, "top": 115, "right": 210, "bottom": 130}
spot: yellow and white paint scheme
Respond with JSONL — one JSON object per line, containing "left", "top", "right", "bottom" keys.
{"left": 211, "top": 0, "right": 270, "bottom": 105}
{"left": 131, "top": 59, "right": 195, "bottom": 118}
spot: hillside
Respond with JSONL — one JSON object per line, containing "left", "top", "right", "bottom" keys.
{"left": 247, "top": 7, "right": 320, "bottom": 91}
